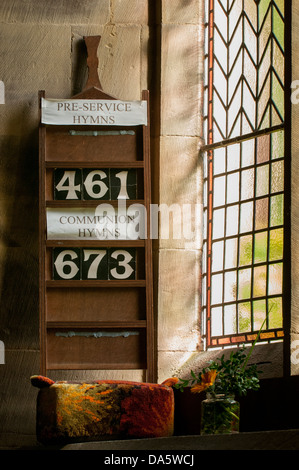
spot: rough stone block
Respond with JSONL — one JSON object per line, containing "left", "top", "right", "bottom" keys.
{"left": 96, "top": 25, "right": 143, "bottom": 100}
{"left": 158, "top": 136, "right": 202, "bottom": 250}
{"left": 0, "top": 24, "right": 71, "bottom": 136}
{"left": 113, "top": 0, "right": 148, "bottom": 24}
{"left": 0, "top": 1, "right": 110, "bottom": 25}
{"left": 161, "top": 24, "right": 202, "bottom": 136}
{"left": 158, "top": 249, "right": 200, "bottom": 352}
{"left": 162, "top": 0, "right": 201, "bottom": 24}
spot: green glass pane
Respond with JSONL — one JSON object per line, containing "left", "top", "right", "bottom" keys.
{"left": 258, "top": 0, "right": 271, "bottom": 28}
{"left": 253, "top": 299, "right": 266, "bottom": 331}
{"left": 273, "top": 40, "right": 285, "bottom": 91}
{"left": 274, "top": 0, "right": 284, "bottom": 17}
{"left": 268, "top": 297, "right": 283, "bottom": 329}
{"left": 238, "top": 268, "right": 252, "bottom": 300}
{"left": 273, "top": 5, "right": 284, "bottom": 51}
{"left": 269, "top": 228, "right": 284, "bottom": 260}
{"left": 254, "top": 231, "right": 268, "bottom": 263}
{"left": 239, "top": 235, "right": 253, "bottom": 266}
{"left": 258, "top": 41, "right": 271, "bottom": 96}
{"left": 272, "top": 73, "right": 284, "bottom": 120}
{"left": 238, "top": 301, "right": 251, "bottom": 333}
{"left": 271, "top": 130, "right": 284, "bottom": 160}
{"left": 271, "top": 160, "right": 284, "bottom": 193}
{"left": 255, "top": 197, "right": 269, "bottom": 230}
{"left": 253, "top": 265, "right": 267, "bottom": 297}
{"left": 268, "top": 262, "right": 283, "bottom": 295}
{"left": 270, "top": 194, "right": 284, "bottom": 227}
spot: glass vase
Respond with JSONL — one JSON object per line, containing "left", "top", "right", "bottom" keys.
{"left": 200, "top": 393, "right": 240, "bottom": 435}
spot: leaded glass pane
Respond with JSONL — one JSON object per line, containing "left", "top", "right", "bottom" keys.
{"left": 202, "top": 0, "right": 285, "bottom": 348}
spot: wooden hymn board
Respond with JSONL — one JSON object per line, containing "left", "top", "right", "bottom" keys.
{"left": 39, "top": 36, "right": 155, "bottom": 382}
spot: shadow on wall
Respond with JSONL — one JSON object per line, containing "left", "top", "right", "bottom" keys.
{"left": 0, "top": 113, "right": 39, "bottom": 352}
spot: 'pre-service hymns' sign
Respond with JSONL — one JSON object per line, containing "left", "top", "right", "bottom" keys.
{"left": 41, "top": 98, "right": 148, "bottom": 126}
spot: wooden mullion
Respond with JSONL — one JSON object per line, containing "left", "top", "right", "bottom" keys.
{"left": 39, "top": 90, "right": 47, "bottom": 376}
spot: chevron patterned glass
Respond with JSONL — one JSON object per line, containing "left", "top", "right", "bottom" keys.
{"left": 203, "top": 0, "right": 285, "bottom": 143}
{"left": 202, "top": 0, "right": 286, "bottom": 349}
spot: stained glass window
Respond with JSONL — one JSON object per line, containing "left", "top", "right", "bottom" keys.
{"left": 202, "top": 0, "right": 287, "bottom": 349}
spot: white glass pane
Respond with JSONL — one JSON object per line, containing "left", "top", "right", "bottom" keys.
{"left": 227, "top": 143, "right": 240, "bottom": 171}
{"left": 213, "top": 175, "right": 226, "bottom": 207}
{"left": 241, "top": 138, "right": 255, "bottom": 167}
{"left": 212, "top": 241, "right": 224, "bottom": 272}
{"left": 215, "top": 0, "right": 228, "bottom": 41}
{"left": 268, "top": 262, "right": 283, "bottom": 295}
{"left": 225, "top": 238, "right": 238, "bottom": 269}
{"left": 241, "top": 168, "right": 254, "bottom": 200}
{"left": 256, "top": 164, "right": 269, "bottom": 197}
{"left": 226, "top": 205, "right": 239, "bottom": 236}
{"left": 271, "top": 160, "right": 284, "bottom": 193}
{"left": 213, "top": 90, "right": 227, "bottom": 137}
{"left": 213, "top": 208, "right": 225, "bottom": 239}
{"left": 224, "top": 304, "right": 237, "bottom": 335}
{"left": 224, "top": 270, "right": 237, "bottom": 302}
{"left": 211, "top": 273, "right": 223, "bottom": 304}
{"left": 227, "top": 172, "right": 240, "bottom": 204}
{"left": 238, "top": 268, "right": 252, "bottom": 300}
{"left": 240, "top": 201, "right": 254, "bottom": 233}
{"left": 213, "top": 147, "right": 226, "bottom": 175}
{"left": 211, "top": 306, "right": 223, "bottom": 336}
{"left": 214, "top": 28, "right": 228, "bottom": 74}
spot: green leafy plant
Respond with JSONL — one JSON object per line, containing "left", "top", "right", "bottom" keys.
{"left": 175, "top": 344, "right": 261, "bottom": 397}
{"left": 175, "top": 314, "right": 268, "bottom": 398}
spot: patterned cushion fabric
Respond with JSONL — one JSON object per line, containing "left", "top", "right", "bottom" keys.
{"left": 31, "top": 376, "right": 177, "bottom": 445}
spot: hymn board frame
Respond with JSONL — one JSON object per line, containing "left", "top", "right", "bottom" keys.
{"left": 39, "top": 37, "right": 155, "bottom": 382}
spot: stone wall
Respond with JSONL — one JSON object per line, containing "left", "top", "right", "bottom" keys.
{"left": 0, "top": 0, "right": 157, "bottom": 447}
{"left": 0, "top": 0, "right": 296, "bottom": 449}
{"left": 156, "top": 1, "right": 203, "bottom": 381}
{"left": 0, "top": 0, "right": 203, "bottom": 446}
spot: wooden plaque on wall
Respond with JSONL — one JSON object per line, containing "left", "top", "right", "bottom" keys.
{"left": 38, "top": 37, "right": 155, "bottom": 382}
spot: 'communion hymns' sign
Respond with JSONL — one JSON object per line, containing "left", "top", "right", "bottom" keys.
{"left": 41, "top": 98, "right": 148, "bottom": 126}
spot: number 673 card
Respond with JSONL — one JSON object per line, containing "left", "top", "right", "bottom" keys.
{"left": 53, "top": 247, "right": 136, "bottom": 280}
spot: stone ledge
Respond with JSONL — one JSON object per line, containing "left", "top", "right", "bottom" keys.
{"left": 61, "top": 429, "right": 299, "bottom": 450}
{"left": 1, "top": 429, "right": 298, "bottom": 450}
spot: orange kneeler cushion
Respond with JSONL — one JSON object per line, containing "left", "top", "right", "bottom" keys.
{"left": 31, "top": 376, "right": 178, "bottom": 445}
